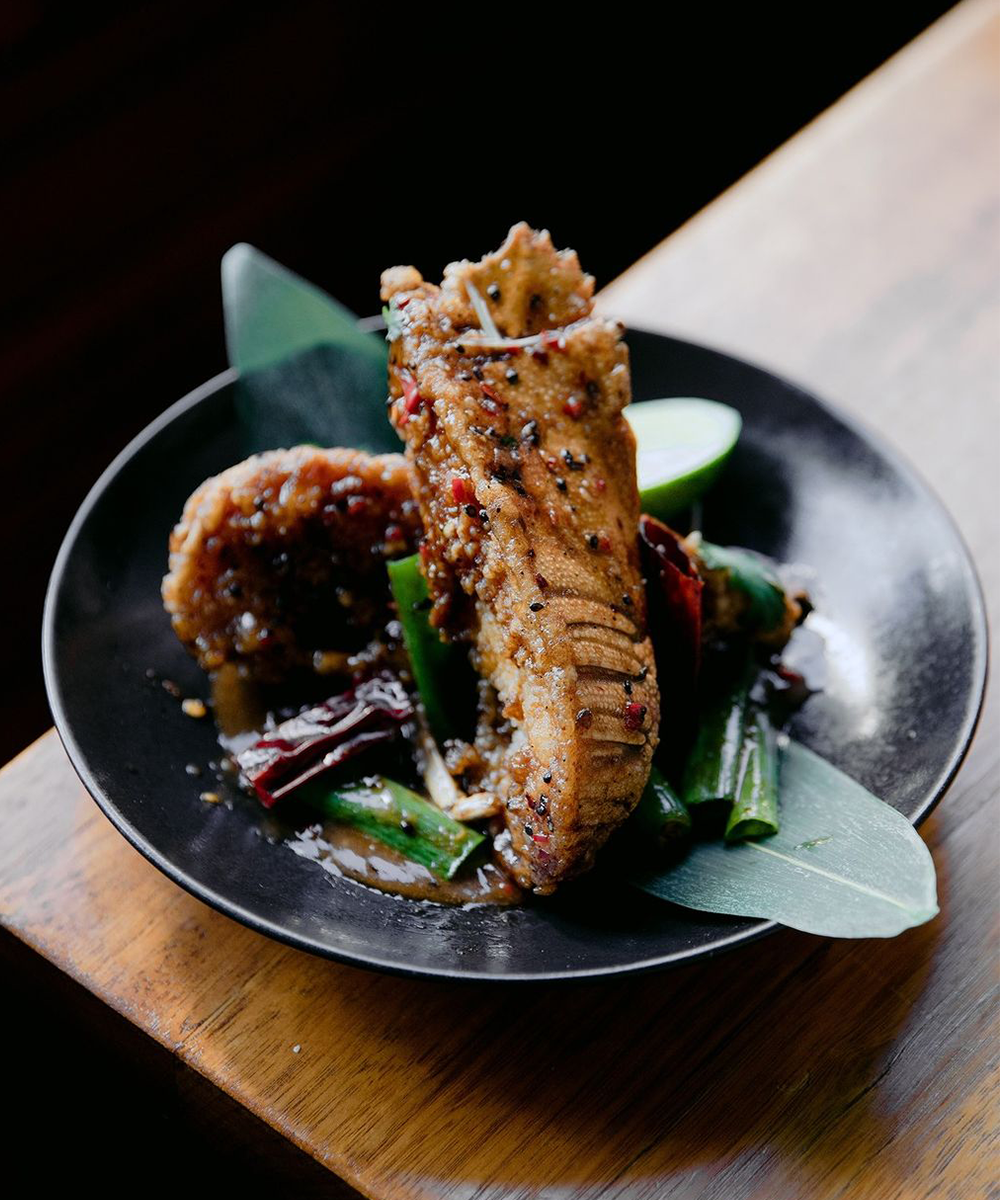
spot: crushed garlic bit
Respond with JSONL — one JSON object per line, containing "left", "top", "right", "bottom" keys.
{"left": 449, "top": 792, "right": 501, "bottom": 821}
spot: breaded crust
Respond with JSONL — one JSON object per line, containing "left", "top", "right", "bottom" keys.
{"left": 382, "top": 224, "right": 659, "bottom": 891}
{"left": 163, "top": 446, "right": 420, "bottom": 680}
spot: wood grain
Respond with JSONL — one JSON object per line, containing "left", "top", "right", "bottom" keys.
{"left": 2, "top": 2, "right": 998, "bottom": 1197}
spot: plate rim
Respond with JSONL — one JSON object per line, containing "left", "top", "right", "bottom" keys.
{"left": 41, "top": 331, "right": 990, "bottom": 982}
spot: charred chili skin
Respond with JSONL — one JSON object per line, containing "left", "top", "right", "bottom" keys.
{"left": 639, "top": 515, "right": 703, "bottom": 773}
{"left": 235, "top": 674, "right": 413, "bottom": 807}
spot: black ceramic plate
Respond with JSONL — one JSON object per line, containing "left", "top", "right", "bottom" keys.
{"left": 43, "top": 330, "right": 987, "bottom": 981}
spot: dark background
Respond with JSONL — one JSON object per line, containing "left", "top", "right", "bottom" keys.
{"left": 2, "top": 2, "right": 955, "bottom": 1190}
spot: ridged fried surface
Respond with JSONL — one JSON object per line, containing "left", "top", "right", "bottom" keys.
{"left": 383, "top": 224, "right": 659, "bottom": 891}
{"left": 163, "top": 446, "right": 420, "bottom": 680}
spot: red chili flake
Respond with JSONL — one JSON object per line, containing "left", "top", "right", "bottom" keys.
{"left": 419, "top": 541, "right": 432, "bottom": 564}
{"left": 401, "top": 372, "right": 423, "bottom": 415}
{"left": 544, "top": 456, "right": 559, "bottom": 472}
{"left": 623, "top": 702, "right": 647, "bottom": 731}
{"left": 450, "top": 475, "right": 474, "bottom": 505}
{"left": 594, "top": 477, "right": 607, "bottom": 492}
{"left": 532, "top": 831, "right": 550, "bottom": 844}
{"left": 526, "top": 795, "right": 536, "bottom": 809}
{"left": 541, "top": 330, "right": 567, "bottom": 352}
{"left": 535, "top": 573, "right": 549, "bottom": 590}
{"left": 395, "top": 296, "right": 410, "bottom": 309}
{"left": 563, "top": 395, "right": 585, "bottom": 419}
{"left": 598, "top": 535, "right": 613, "bottom": 553}
{"left": 384, "top": 523, "right": 403, "bottom": 542}
{"left": 346, "top": 496, "right": 368, "bottom": 516}
{"left": 479, "top": 381, "right": 502, "bottom": 404}
{"left": 575, "top": 708, "right": 593, "bottom": 730}
{"left": 529, "top": 348, "right": 549, "bottom": 366}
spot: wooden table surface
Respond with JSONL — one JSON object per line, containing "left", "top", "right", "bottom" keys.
{"left": 3, "top": 2, "right": 998, "bottom": 1196}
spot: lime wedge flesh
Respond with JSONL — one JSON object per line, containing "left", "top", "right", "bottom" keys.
{"left": 626, "top": 397, "right": 742, "bottom": 520}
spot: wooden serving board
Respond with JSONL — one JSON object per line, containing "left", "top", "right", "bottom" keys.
{"left": 2, "top": 2, "right": 997, "bottom": 1195}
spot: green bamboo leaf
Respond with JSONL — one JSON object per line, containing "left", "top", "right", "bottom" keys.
{"left": 221, "top": 243, "right": 386, "bottom": 374}
{"left": 630, "top": 740, "right": 938, "bottom": 938}
{"left": 220, "top": 244, "right": 398, "bottom": 455}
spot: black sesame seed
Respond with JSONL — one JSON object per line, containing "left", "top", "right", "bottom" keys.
{"left": 542, "top": 771, "right": 552, "bottom": 783}
{"left": 588, "top": 534, "right": 599, "bottom": 549}
{"left": 464, "top": 504, "right": 478, "bottom": 518}
{"left": 556, "top": 478, "right": 568, "bottom": 492}
{"left": 622, "top": 594, "right": 633, "bottom": 606}
{"left": 479, "top": 508, "right": 489, "bottom": 521}
{"left": 529, "top": 601, "right": 545, "bottom": 612}
{"left": 506, "top": 368, "right": 519, "bottom": 384}
{"left": 487, "top": 283, "right": 501, "bottom": 301}
{"left": 455, "top": 343, "right": 466, "bottom": 354}
{"left": 537, "top": 798, "right": 548, "bottom": 815}
{"left": 524, "top": 824, "right": 534, "bottom": 838}
{"left": 624, "top": 679, "right": 633, "bottom": 695}
{"left": 530, "top": 293, "right": 543, "bottom": 310}
{"left": 472, "top": 365, "right": 484, "bottom": 380}
{"left": 635, "top": 665, "right": 648, "bottom": 683}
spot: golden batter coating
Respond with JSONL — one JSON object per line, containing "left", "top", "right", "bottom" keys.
{"left": 383, "top": 224, "right": 659, "bottom": 892}
{"left": 163, "top": 446, "right": 420, "bottom": 680}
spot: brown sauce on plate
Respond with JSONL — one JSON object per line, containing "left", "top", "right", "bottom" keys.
{"left": 287, "top": 822, "right": 521, "bottom": 905}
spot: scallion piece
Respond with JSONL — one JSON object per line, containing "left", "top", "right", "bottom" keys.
{"left": 297, "top": 775, "right": 484, "bottom": 879}
{"left": 726, "top": 708, "right": 780, "bottom": 841}
{"left": 681, "top": 662, "right": 754, "bottom": 809}
{"left": 387, "top": 554, "right": 475, "bottom": 743}
{"left": 631, "top": 766, "right": 692, "bottom": 848}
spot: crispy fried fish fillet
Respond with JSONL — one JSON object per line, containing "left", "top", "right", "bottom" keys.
{"left": 382, "top": 224, "right": 659, "bottom": 892}
{"left": 163, "top": 446, "right": 420, "bottom": 680}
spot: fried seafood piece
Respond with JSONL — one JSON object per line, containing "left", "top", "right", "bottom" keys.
{"left": 382, "top": 223, "right": 659, "bottom": 893}
{"left": 163, "top": 446, "right": 420, "bottom": 680}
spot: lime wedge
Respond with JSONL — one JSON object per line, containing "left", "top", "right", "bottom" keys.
{"left": 626, "top": 397, "right": 742, "bottom": 520}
